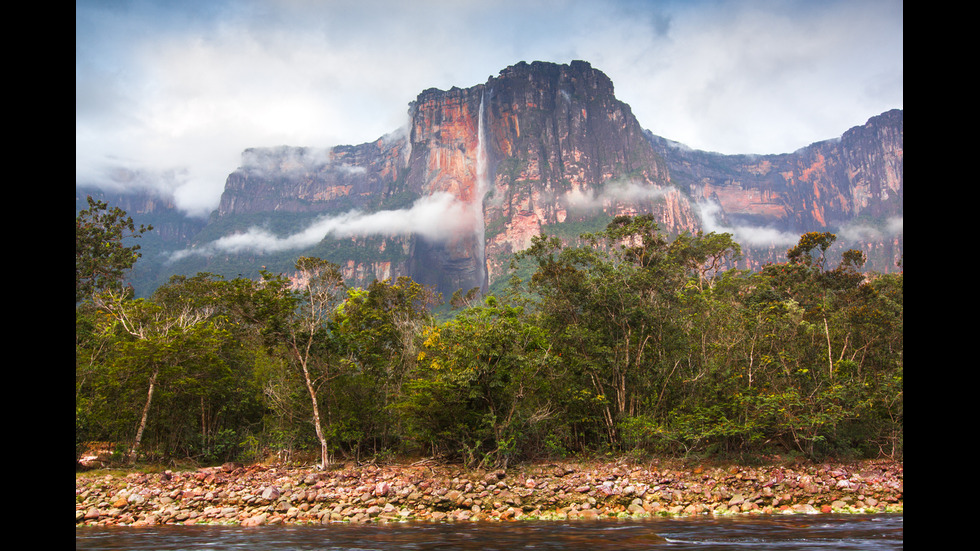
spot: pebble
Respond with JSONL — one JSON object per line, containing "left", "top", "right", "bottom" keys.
{"left": 76, "top": 459, "right": 903, "bottom": 526}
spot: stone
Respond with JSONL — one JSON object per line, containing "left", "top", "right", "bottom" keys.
{"left": 221, "top": 462, "right": 243, "bottom": 472}
{"left": 241, "top": 513, "right": 267, "bottom": 526}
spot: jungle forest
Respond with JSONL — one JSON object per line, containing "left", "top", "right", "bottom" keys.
{"left": 76, "top": 198, "right": 903, "bottom": 470}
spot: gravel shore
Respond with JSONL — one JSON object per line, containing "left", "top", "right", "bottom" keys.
{"left": 76, "top": 458, "right": 903, "bottom": 526}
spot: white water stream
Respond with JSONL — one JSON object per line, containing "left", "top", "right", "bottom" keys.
{"left": 474, "top": 89, "right": 490, "bottom": 292}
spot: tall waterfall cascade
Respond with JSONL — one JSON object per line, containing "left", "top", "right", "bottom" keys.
{"left": 474, "top": 90, "right": 490, "bottom": 292}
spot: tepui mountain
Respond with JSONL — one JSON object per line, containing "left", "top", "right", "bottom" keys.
{"left": 77, "top": 60, "right": 903, "bottom": 299}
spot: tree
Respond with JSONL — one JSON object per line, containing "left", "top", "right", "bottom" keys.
{"left": 669, "top": 231, "right": 742, "bottom": 291}
{"left": 147, "top": 273, "right": 269, "bottom": 462}
{"left": 279, "top": 257, "right": 346, "bottom": 469}
{"left": 332, "top": 277, "right": 437, "bottom": 458}
{"left": 92, "top": 284, "right": 225, "bottom": 462}
{"left": 399, "top": 296, "right": 557, "bottom": 468}
{"left": 76, "top": 196, "right": 152, "bottom": 302}
{"left": 518, "top": 215, "right": 690, "bottom": 448}
{"left": 785, "top": 231, "right": 837, "bottom": 269}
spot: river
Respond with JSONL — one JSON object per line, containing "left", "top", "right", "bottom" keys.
{"left": 75, "top": 513, "right": 902, "bottom": 550}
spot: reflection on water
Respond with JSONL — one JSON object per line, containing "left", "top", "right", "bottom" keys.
{"left": 75, "top": 514, "right": 902, "bottom": 550}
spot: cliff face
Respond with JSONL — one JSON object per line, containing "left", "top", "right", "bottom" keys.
{"left": 218, "top": 136, "right": 413, "bottom": 216}
{"left": 476, "top": 61, "right": 698, "bottom": 285}
{"left": 656, "top": 109, "right": 902, "bottom": 229}
{"left": 403, "top": 84, "right": 489, "bottom": 294}
{"left": 401, "top": 61, "right": 700, "bottom": 293}
{"left": 86, "top": 61, "right": 902, "bottom": 298}
{"left": 650, "top": 109, "right": 903, "bottom": 272}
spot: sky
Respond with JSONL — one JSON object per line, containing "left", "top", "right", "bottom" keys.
{"left": 76, "top": 0, "right": 903, "bottom": 219}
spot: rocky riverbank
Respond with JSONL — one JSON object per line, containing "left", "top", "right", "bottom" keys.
{"left": 76, "top": 458, "right": 903, "bottom": 526}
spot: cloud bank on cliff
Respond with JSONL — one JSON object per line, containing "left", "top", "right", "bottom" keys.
{"left": 168, "top": 193, "right": 477, "bottom": 261}
{"left": 563, "top": 180, "right": 671, "bottom": 211}
{"left": 838, "top": 216, "right": 904, "bottom": 243}
{"left": 76, "top": 0, "right": 902, "bottom": 217}
{"left": 697, "top": 200, "right": 904, "bottom": 251}
{"left": 239, "top": 147, "right": 334, "bottom": 176}
{"left": 697, "top": 200, "right": 802, "bottom": 248}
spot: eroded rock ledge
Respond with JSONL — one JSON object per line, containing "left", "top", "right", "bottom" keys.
{"left": 76, "top": 459, "right": 903, "bottom": 526}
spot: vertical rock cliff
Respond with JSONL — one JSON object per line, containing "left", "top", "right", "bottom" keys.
{"left": 403, "top": 84, "right": 490, "bottom": 294}
{"left": 401, "top": 60, "right": 699, "bottom": 294}
{"left": 476, "top": 61, "right": 698, "bottom": 285}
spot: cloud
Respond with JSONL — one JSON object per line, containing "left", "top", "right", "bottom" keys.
{"left": 597, "top": 0, "right": 904, "bottom": 155}
{"left": 168, "top": 192, "right": 477, "bottom": 261}
{"left": 697, "top": 199, "right": 904, "bottom": 250}
{"left": 886, "top": 216, "right": 904, "bottom": 236}
{"left": 697, "top": 199, "right": 801, "bottom": 248}
{"left": 563, "top": 180, "right": 670, "bottom": 211}
{"left": 838, "top": 216, "right": 904, "bottom": 243}
{"left": 239, "top": 147, "right": 334, "bottom": 176}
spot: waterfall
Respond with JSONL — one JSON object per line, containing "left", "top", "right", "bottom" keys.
{"left": 477, "top": 92, "right": 488, "bottom": 195}
{"left": 474, "top": 89, "right": 490, "bottom": 292}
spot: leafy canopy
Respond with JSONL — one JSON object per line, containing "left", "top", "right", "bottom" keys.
{"left": 76, "top": 196, "right": 153, "bottom": 302}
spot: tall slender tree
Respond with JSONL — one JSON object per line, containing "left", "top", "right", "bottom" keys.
{"left": 280, "top": 257, "right": 346, "bottom": 469}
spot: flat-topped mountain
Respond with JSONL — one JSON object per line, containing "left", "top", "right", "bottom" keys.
{"left": 78, "top": 61, "right": 903, "bottom": 297}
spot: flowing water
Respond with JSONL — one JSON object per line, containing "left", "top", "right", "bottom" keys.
{"left": 75, "top": 514, "right": 902, "bottom": 550}
{"left": 473, "top": 88, "right": 489, "bottom": 292}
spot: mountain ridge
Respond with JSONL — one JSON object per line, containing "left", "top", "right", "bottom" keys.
{"left": 76, "top": 61, "right": 903, "bottom": 298}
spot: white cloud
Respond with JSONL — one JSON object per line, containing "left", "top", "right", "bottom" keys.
{"left": 596, "top": 1, "right": 903, "bottom": 156}
{"left": 697, "top": 199, "right": 800, "bottom": 248}
{"left": 838, "top": 216, "right": 904, "bottom": 243}
{"left": 886, "top": 216, "right": 903, "bottom": 236}
{"left": 169, "top": 192, "right": 477, "bottom": 261}
{"left": 240, "top": 147, "right": 333, "bottom": 176}
{"left": 697, "top": 199, "right": 904, "bottom": 250}
{"left": 563, "top": 180, "right": 669, "bottom": 211}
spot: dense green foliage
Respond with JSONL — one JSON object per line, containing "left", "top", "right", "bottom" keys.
{"left": 76, "top": 205, "right": 903, "bottom": 469}
{"left": 76, "top": 195, "right": 153, "bottom": 302}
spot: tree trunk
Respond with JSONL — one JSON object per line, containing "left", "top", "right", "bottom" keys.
{"left": 129, "top": 365, "right": 159, "bottom": 462}
{"left": 824, "top": 317, "right": 834, "bottom": 380}
{"left": 300, "top": 360, "right": 331, "bottom": 470}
